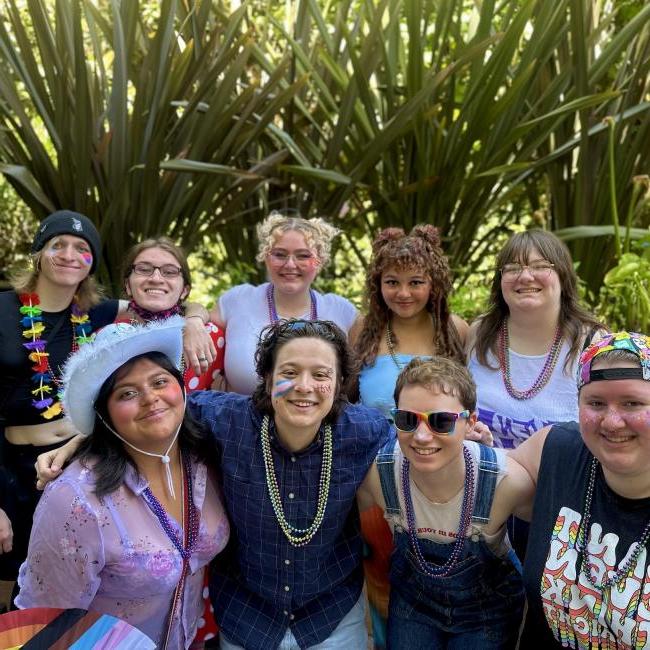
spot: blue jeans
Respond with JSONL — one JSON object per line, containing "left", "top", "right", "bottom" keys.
{"left": 387, "top": 533, "right": 523, "bottom": 649}
{"left": 219, "top": 595, "right": 367, "bottom": 650}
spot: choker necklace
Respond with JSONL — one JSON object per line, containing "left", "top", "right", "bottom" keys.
{"left": 498, "top": 321, "right": 562, "bottom": 400}
{"left": 576, "top": 457, "right": 650, "bottom": 589}
{"left": 20, "top": 293, "right": 93, "bottom": 420}
{"left": 266, "top": 284, "right": 317, "bottom": 323}
{"left": 260, "top": 415, "right": 332, "bottom": 546}
{"left": 128, "top": 300, "right": 183, "bottom": 322}
{"left": 401, "top": 446, "right": 475, "bottom": 577}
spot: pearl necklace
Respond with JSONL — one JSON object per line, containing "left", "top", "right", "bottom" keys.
{"left": 576, "top": 457, "right": 650, "bottom": 589}
{"left": 498, "top": 321, "right": 563, "bottom": 400}
{"left": 259, "top": 415, "right": 332, "bottom": 547}
{"left": 266, "top": 284, "right": 317, "bottom": 323}
{"left": 401, "top": 446, "right": 475, "bottom": 577}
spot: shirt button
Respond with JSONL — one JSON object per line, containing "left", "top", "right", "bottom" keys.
{"left": 284, "top": 585, "right": 290, "bottom": 592}
{"left": 285, "top": 559, "right": 290, "bottom": 565}
{"left": 289, "top": 614, "right": 295, "bottom": 621}
{"left": 291, "top": 456, "right": 296, "bottom": 462}
{"left": 288, "top": 492, "right": 295, "bottom": 499}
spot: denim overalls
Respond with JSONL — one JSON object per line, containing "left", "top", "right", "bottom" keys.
{"left": 377, "top": 439, "right": 524, "bottom": 649}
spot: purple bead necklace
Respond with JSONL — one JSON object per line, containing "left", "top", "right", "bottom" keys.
{"left": 401, "top": 445, "right": 475, "bottom": 578}
{"left": 266, "top": 284, "right": 317, "bottom": 323}
{"left": 142, "top": 453, "right": 198, "bottom": 561}
{"left": 498, "top": 320, "right": 563, "bottom": 400}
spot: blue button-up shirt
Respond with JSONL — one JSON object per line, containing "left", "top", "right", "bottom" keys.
{"left": 189, "top": 392, "right": 392, "bottom": 650}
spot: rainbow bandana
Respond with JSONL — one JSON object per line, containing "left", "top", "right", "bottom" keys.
{"left": 577, "top": 331, "right": 650, "bottom": 390}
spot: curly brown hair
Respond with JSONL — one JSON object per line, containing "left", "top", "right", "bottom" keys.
{"left": 355, "top": 225, "right": 464, "bottom": 367}
{"left": 473, "top": 230, "right": 603, "bottom": 371}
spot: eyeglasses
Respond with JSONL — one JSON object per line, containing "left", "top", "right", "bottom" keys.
{"left": 267, "top": 250, "right": 318, "bottom": 268}
{"left": 390, "top": 408, "right": 470, "bottom": 435}
{"left": 500, "top": 262, "right": 555, "bottom": 281}
{"left": 131, "top": 262, "right": 183, "bottom": 278}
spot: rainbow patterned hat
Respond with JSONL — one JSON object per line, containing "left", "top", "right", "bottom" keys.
{"left": 577, "top": 331, "right": 650, "bottom": 390}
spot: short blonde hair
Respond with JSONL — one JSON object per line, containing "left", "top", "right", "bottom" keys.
{"left": 255, "top": 211, "right": 340, "bottom": 267}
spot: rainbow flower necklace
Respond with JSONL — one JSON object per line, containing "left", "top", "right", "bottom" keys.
{"left": 19, "top": 293, "right": 93, "bottom": 420}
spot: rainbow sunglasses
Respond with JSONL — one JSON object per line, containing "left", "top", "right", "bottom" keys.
{"left": 390, "top": 408, "right": 470, "bottom": 435}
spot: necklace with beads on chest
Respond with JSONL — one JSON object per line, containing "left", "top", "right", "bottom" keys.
{"left": 576, "top": 457, "right": 650, "bottom": 590}
{"left": 260, "top": 414, "right": 332, "bottom": 547}
{"left": 498, "top": 320, "right": 563, "bottom": 400}
{"left": 266, "top": 284, "right": 317, "bottom": 323}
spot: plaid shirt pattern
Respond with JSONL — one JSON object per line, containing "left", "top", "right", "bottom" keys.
{"left": 189, "top": 392, "right": 392, "bottom": 650}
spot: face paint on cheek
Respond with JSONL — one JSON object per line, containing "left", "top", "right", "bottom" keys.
{"left": 81, "top": 252, "right": 93, "bottom": 266}
{"left": 273, "top": 379, "right": 294, "bottom": 399}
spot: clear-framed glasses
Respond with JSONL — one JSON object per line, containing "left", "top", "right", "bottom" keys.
{"left": 390, "top": 408, "right": 470, "bottom": 435}
{"left": 131, "top": 262, "right": 183, "bottom": 278}
{"left": 500, "top": 261, "right": 555, "bottom": 281}
{"left": 267, "top": 249, "right": 317, "bottom": 268}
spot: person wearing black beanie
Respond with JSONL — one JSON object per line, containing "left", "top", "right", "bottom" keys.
{"left": 0, "top": 210, "right": 120, "bottom": 587}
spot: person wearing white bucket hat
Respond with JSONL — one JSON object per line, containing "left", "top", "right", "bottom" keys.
{"left": 15, "top": 316, "right": 230, "bottom": 649}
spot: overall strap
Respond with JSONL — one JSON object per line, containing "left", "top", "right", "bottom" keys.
{"left": 376, "top": 436, "right": 401, "bottom": 515}
{"left": 471, "top": 444, "right": 499, "bottom": 525}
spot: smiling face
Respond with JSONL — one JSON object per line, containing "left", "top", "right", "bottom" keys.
{"left": 270, "top": 337, "right": 337, "bottom": 443}
{"left": 125, "top": 247, "right": 189, "bottom": 313}
{"left": 106, "top": 357, "right": 185, "bottom": 454}
{"left": 265, "top": 230, "right": 321, "bottom": 296}
{"left": 381, "top": 266, "right": 432, "bottom": 320}
{"left": 38, "top": 235, "right": 93, "bottom": 289}
{"left": 579, "top": 360, "right": 650, "bottom": 482}
{"left": 500, "top": 245, "right": 561, "bottom": 315}
{"left": 396, "top": 383, "right": 475, "bottom": 475}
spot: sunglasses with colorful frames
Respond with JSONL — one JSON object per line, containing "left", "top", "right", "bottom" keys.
{"left": 390, "top": 408, "right": 470, "bottom": 435}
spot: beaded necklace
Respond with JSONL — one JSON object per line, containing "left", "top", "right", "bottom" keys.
{"left": 401, "top": 446, "right": 475, "bottom": 577}
{"left": 266, "top": 284, "right": 317, "bottom": 323}
{"left": 575, "top": 457, "right": 650, "bottom": 589}
{"left": 260, "top": 415, "right": 332, "bottom": 547}
{"left": 498, "top": 320, "right": 563, "bottom": 400}
{"left": 19, "top": 292, "right": 93, "bottom": 420}
{"left": 142, "top": 452, "right": 198, "bottom": 561}
{"left": 386, "top": 322, "right": 406, "bottom": 370}
{"left": 128, "top": 300, "right": 183, "bottom": 322}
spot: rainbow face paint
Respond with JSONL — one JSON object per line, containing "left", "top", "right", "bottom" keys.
{"left": 273, "top": 379, "right": 294, "bottom": 399}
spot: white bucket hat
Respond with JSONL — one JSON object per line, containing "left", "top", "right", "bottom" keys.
{"left": 62, "top": 315, "right": 185, "bottom": 436}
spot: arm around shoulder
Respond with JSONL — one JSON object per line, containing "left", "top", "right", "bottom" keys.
{"left": 507, "top": 425, "right": 552, "bottom": 489}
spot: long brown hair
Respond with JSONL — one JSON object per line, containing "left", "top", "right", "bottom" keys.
{"left": 355, "top": 225, "right": 464, "bottom": 367}
{"left": 474, "top": 229, "right": 603, "bottom": 371}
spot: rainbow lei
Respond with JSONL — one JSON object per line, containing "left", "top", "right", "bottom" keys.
{"left": 19, "top": 293, "right": 93, "bottom": 420}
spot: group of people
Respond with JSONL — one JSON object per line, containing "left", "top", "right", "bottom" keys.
{"left": 0, "top": 208, "right": 647, "bottom": 650}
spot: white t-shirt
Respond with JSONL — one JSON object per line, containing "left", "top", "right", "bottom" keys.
{"left": 219, "top": 282, "right": 358, "bottom": 395}
{"left": 468, "top": 343, "right": 578, "bottom": 449}
{"left": 384, "top": 440, "right": 510, "bottom": 555}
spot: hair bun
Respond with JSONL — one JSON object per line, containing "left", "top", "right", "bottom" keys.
{"left": 372, "top": 227, "right": 405, "bottom": 253}
{"left": 411, "top": 224, "right": 441, "bottom": 249}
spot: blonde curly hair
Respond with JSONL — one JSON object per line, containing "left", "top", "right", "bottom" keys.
{"left": 255, "top": 211, "right": 340, "bottom": 267}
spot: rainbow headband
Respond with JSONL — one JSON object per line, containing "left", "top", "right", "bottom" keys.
{"left": 577, "top": 331, "right": 650, "bottom": 390}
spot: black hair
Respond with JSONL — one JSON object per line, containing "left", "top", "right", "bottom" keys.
{"left": 75, "top": 351, "right": 213, "bottom": 497}
{"left": 251, "top": 319, "right": 357, "bottom": 424}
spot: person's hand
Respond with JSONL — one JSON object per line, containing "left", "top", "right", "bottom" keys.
{"left": 210, "top": 373, "right": 228, "bottom": 392}
{"left": 184, "top": 316, "right": 216, "bottom": 376}
{"left": 35, "top": 435, "right": 82, "bottom": 490}
{"left": 466, "top": 420, "right": 494, "bottom": 446}
{"left": 0, "top": 508, "right": 13, "bottom": 554}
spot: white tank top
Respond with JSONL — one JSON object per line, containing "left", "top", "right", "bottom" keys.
{"left": 468, "top": 343, "right": 578, "bottom": 449}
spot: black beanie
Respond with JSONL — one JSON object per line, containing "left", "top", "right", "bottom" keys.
{"left": 31, "top": 210, "right": 101, "bottom": 273}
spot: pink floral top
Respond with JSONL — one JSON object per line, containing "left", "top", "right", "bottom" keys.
{"left": 16, "top": 457, "right": 229, "bottom": 649}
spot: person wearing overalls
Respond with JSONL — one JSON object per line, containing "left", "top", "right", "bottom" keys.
{"left": 358, "top": 356, "right": 533, "bottom": 648}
